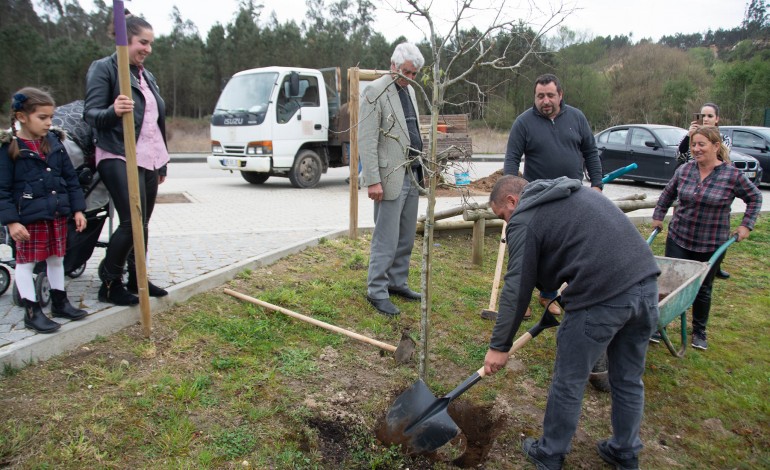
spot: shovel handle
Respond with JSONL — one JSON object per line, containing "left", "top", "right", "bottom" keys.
{"left": 487, "top": 223, "right": 507, "bottom": 310}
{"left": 224, "top": 288, "right": 397, "bottom": 352}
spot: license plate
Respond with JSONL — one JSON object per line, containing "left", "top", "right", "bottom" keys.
{"left": 746, "top": 171, "right": 756, "bottom": 178}
{"left": 223, "top": 158, "right": 240, "bottom": 168}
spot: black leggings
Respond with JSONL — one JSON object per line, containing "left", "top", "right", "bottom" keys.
{"left": 664, "top": 237, "right": 725, "bottom": 335}
{"left": 97, "top": 158, "right": 158, "bottom": 280}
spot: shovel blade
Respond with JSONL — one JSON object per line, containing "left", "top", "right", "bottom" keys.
{"left": 383, "top": 379, "right": 460, "bottom": 454}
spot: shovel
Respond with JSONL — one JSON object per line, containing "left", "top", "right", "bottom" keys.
{"left": 383, "top": 308, "right": 560, "bottom": 454}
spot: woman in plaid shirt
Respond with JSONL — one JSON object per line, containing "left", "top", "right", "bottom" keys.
{"left": 652, "top": 126, "right": 762, "bottom": 350}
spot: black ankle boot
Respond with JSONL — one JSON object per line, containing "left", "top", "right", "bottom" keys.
{"left": 98, "top": 280, "right": 139, "bottom": 306}
{"left": 23, "top": 299, "right": 61, "bottom": 333}
{"left": 127, "top": 273, "right": 168, "bottom": 297}
{"left": 50, "top": 289, "right": 88, "bottom": 320}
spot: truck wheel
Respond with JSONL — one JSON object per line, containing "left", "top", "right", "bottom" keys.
{"left": 289, "top": 150, "right": 323, "bottom": 188}
{"left": 241, "top": 172, "right": 270, "bottom": 184}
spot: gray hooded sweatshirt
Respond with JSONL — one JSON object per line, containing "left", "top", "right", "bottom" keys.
{"left": 489, "top": 177, "right": 660, "bottom": 352}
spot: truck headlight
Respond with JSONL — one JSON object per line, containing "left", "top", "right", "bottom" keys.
{"left": 246, "top": 141, "right": 272, "bottom": 155}
{"left": 211, "top": 140, "right": 223, "bottom": 154}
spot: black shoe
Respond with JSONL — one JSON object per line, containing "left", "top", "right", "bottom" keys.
{"left": 23, "top": 299, "right": 61, "bottom": 334}
{"left": 596, "top": 439, "right": 639, "bottom": 470}
{"left": 98, "top": 280, "right": 139, "bottom": 306}
{"left": 522, "top": 437, "right": 563, "bottom": 470}
{"left": 691, "top": 331, "right": 708, "bottom": 350}
{"left": 387, "top": 286, "right": 421, "bottom": 301}
{"left": 50, "top": 289, "right": 88, "bottom": 320}
{"left": 127, "top": 277, "right": 168, "bottom": 297}
{"left": 366, "top": 296, "right": 400, "bottom": 316}
{"left": 716, "top": 269, "right": 730, "bottom": 279}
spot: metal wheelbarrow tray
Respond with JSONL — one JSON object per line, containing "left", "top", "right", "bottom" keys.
{"left": 649, "top": 230, "right": 737, "bottom": 357}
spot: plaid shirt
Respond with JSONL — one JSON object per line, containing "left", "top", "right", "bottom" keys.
{"left": 653, "top": 161, "right": 762, "bottom": 252}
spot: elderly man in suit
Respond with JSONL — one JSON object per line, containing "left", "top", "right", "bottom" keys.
{"left": 358, "top": 43, "right": 425, "bottom": 316}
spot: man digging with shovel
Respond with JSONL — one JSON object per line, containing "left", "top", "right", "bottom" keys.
{"left": 483, "top": 176, "right": 660, "bottom": 470}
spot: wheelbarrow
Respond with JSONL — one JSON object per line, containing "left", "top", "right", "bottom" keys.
{"left": 647, "top": 228, "right": 738, "bottom": 357}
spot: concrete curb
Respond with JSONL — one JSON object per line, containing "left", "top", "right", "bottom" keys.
{"left": 0, "top": 228, "right": 362, "bottom": 369}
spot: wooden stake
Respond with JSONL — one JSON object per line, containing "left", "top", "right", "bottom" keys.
{"left": 113, "top": 2, "right": 151, "bottom": 337}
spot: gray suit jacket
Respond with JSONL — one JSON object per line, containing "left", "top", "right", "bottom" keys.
{"left": 358, "top": 74, "right": 421, "bottom": 200}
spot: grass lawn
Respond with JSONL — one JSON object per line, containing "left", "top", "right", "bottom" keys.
{"left": 1, "top": 216, "right": 768, "bottom": 469}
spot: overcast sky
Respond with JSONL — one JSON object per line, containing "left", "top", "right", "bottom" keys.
{"left": 73, "top": 0, "right": 748, "bottom": 43}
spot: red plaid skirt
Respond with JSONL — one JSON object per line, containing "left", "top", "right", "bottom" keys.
{"left": 15, "top": 217, "right": 67, "bottom": 264}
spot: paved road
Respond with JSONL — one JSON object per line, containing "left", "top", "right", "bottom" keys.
{"left": 2, "top": 156, "right": 768, "bottom": 365}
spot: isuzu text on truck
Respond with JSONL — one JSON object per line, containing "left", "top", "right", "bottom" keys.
{"left": 207, "top": 67, "right": 350, "bottom": 188}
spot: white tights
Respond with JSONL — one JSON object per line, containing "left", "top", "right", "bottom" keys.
{"left": 15, "top": 256, "right": 65, "bottom": 301}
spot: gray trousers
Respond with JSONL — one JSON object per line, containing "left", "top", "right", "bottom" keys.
{"left": 367, "top": 174, "right": 419, "bottom": 299}
{"left": 538, "top": 274, "right": 659, "bottom": 461}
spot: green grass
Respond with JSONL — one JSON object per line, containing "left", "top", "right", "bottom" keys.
{"left": 0, "top": 216, "right": 767, "bottom": 469}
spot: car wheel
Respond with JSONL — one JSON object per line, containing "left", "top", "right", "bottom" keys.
{"left": 289, "top": 150, "right": 323, "bottom": 188}
{"left": 241, "top": 171, "right": 270, "bottom": 185}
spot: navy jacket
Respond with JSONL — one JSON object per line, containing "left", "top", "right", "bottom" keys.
{"left": 0, "top": 129, "right": 86, "bottom": 225}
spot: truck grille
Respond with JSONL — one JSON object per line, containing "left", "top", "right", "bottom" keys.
{"left": 222, "top": 145, "right": 245, "bottom": 155}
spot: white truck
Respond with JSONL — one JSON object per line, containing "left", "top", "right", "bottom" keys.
{"left": 207, "top": 67, "right": 350, "bottom": 188}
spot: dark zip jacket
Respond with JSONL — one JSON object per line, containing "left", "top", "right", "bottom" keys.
{"left": 0, "top": 128, "right": 86, "bottom": 225}
{"left": 489, "top": 177, "right": 660, "bottom": 352}
{"left": 84, "top": 53, "right": 167, "bottom": 176}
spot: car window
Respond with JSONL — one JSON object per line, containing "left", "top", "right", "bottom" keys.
{"left": 630, "top": 128, "right": 655, "bottom": 147}
{"left": 733, "top": 130, "right": 765, "bottom": 150}
{"left": 597, "top": 131, "right": 609, "bottom": 144}
{"left": 607, "top": 129, "right": 628, "bottom": 144}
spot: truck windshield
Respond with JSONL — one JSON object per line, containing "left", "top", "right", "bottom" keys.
{"left": 214, "top": 72, "right": 278, "bottom": 115}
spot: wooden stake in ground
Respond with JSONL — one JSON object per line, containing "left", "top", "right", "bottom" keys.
{"left": 113, "top": 2, "right": 151, "bottom": 336}
{"left": 481, "top": 222, "right": 507, "bottom": 320}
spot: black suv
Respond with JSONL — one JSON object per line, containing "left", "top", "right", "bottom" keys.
{"left": 720, "top": 126, "right": 770, "bottom": 185}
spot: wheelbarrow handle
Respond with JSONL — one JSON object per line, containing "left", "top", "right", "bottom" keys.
{"left": 602, "top": 163, "right": 638, "bottom": 184}
{"left": 646, "top": 227, "right": 661, "bottom": 246}
{"left": 707, "top": 233, "right": 739, "bottom": 267}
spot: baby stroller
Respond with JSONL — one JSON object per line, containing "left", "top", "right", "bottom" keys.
{"left": 6, "top": 101, "right": 112, "bottom": 307}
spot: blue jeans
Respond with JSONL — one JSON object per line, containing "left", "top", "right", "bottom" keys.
{"left": 538, "top": 275, "right": 659, "bottom": 461}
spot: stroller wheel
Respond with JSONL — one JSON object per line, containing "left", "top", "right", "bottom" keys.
{"left": 0, "top": 264, "right": 10, "bottom": 296}
{"left": 12, "top": 281, "right": 22, "bottom": 306}
{"left": 67, "top": 262, "right": 87, "bottom": 279}
{"left": 35, "top": 273, "right": 51, "bottom": 307}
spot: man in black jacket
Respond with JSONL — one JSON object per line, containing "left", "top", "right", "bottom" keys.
{"left": 483, "top": 175, "right": 660, "bottom": 470}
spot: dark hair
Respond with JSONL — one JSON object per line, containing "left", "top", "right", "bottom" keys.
{"left": 489, "top": 175, "right": 528, "bottom": 207}
{"left": 8, "top": 87, "right": 55, "bottom": 159}
{"left": 701, "top": 102, "right": 720, "bottom": 117}
{"left": 110, "top": 9, "right": 153, "bottom": 41}
{"left": 534, "top": 74, "right": 562, "bottom": 94}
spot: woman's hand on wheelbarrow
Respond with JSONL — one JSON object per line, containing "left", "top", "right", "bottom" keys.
{"left": 651, "top": 219, "right": 664, "bottom": 231}
{"left": 736, "top": 225, "right": 751, "bottom": 242}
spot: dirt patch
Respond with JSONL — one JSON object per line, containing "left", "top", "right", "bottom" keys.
{"left": 156, "top": 192, "right": 191, "bottom": 204}
{"left": 433, "top": 168, "right": 503, "bottom": 198}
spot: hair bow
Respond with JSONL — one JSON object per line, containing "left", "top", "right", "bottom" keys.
{"left": 12, "top": 93, "right": 28, "bottom": 111}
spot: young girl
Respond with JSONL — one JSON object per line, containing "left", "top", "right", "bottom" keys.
{"left": 0, "top": 88, "right": 89, "bottom": 333}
